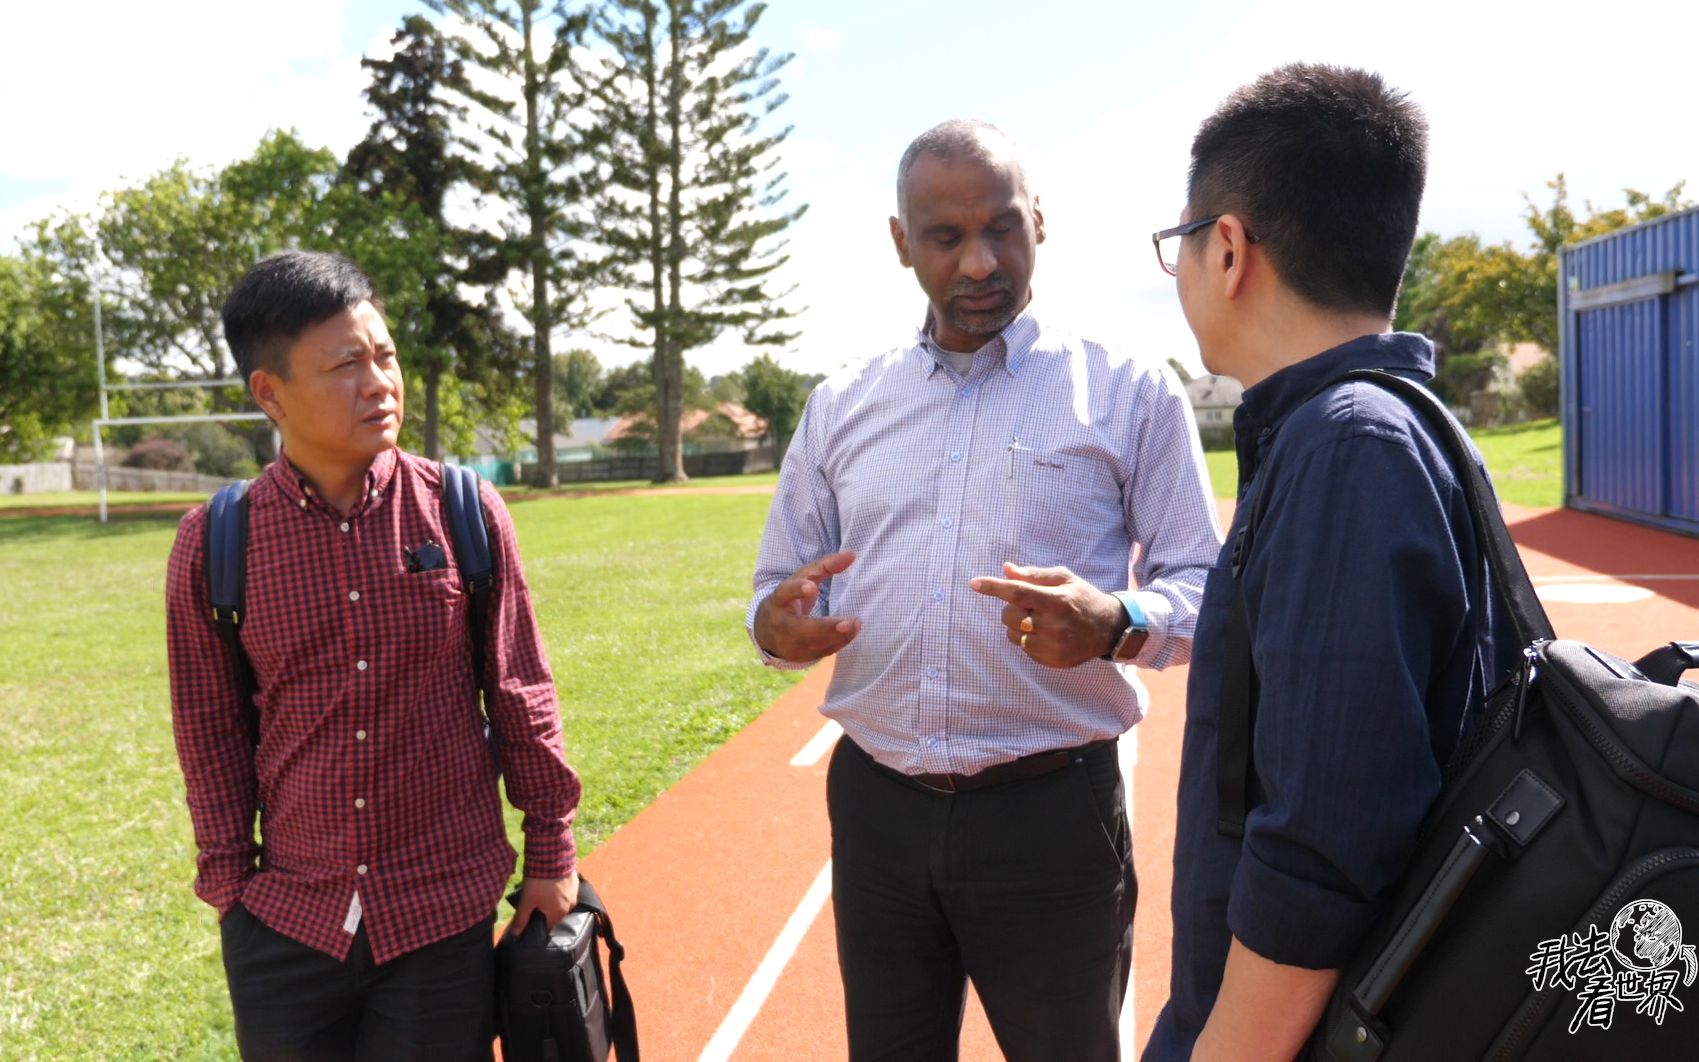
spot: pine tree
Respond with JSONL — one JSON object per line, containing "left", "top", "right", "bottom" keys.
{"left": 593, "top": 0, "right": 805, "bottom": 483}
{"left": 426, "top": 0, "right": 597, "bottom": 487}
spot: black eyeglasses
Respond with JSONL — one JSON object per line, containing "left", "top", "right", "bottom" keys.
{"left": 1151, "top": 215, "right": 1260, "bottom": 276}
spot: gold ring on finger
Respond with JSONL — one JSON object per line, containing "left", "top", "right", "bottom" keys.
{"left": 1019, "top": 632, "right": 1030, "bottom": 650}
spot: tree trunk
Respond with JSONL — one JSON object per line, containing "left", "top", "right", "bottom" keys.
{"left": 656, "top": 3, "right": 688, "bottom": 484}
{"left": 522, "top": 1, "right": 558, "bottom": 488}
{"left": 423, "top": 365, "right": 441, "bottom": 460}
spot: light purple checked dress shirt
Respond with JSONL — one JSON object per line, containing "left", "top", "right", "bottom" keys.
{"left": 747, "top": 306, "right": 1222, "bottom": 776}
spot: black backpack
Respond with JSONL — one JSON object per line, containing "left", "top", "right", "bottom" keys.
{"left": 1217, "top": 370, "right": 1699, "bottom": 1060}
{"left": 203, "top": 461, "right": 494, "bottom": 745}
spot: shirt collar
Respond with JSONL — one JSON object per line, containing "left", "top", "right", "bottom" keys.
{"left": 269, "top": 446, "right": 400, "bottom": 517}
{"left": 913, "top": 300, "right": 1043, "bottom": 379}
{"left": 1235, "top": 331, "right": 1437, "bottom": 439}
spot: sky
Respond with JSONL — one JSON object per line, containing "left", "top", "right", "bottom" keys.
{"left": 3, "top": 0, "right": 1697, "bottom": 379}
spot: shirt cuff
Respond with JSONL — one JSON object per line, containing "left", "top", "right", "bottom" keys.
{"left": 745, "top": 588, "right": 822, "bottom": 671}
{"left": 522, "top": 827, "right": 578, "bottom": 881}
{"left": 1227, "top": 840, "right": 1380, "bottom": 970}
{"left": 1123, "top": 590, "right": 1177, "bottom": 669}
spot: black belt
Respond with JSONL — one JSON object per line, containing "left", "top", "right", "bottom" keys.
{"left": 854, "top": 737, "right": 1117, "bottom": 795}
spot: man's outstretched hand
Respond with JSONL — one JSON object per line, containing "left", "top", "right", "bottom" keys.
{"left": 969, "top": 562, "right": 1130, "bottom": 668}
{"left": 754, "top": 550, "right": 861, "bottom": 663}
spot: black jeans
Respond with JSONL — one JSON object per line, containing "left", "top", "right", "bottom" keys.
{"left": 220, "top": 905, "right": 495, "bottom": 1062}
{"left": 827, "top": 736, "right": 1136, "bottom": 1062}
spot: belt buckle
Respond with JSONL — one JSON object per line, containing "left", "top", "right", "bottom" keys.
{"left": 916, "top": 773, "right": 958, "bottom": 795}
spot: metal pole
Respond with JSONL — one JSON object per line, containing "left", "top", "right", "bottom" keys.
{"left": 93, "top": 284, "right": 109, "bottom": 523}
{"left": 93, "top": 426, "right": 107, "bottom": 525}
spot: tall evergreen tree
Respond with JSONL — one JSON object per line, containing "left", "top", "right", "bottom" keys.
{"left": 426, "top": 0, "right": 597, "bottom": 487}
{"left": 594, "top": 0, "right": 805, "bottom": 482}
{"left": 345, "top": 14, "right": 499, "bottom": 460}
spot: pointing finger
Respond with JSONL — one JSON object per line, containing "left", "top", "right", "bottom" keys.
{"left": 1003, "top": 562, "right": 1074, "bottom": 586}
{"left": 969, "top": 575, "right": 1061, "bottom": 611}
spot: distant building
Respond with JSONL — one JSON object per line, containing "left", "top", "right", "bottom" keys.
{"left": 1185, "top": 374, "right": 1243, "bottom": 431}
{"left": 603, "top": 401, "right": 767, "bottom": 453}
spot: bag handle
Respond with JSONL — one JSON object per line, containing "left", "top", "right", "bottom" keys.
{"left": 1636, "top": 641, "right": 1699, "bottom": 686}
{"left": 574, "top": 878, "right": 639, "bottom": 1062}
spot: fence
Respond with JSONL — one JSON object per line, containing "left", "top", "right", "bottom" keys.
{"left": 544, "top": 446, "right": 776, "bottom": 484}
{"left": 71, "top": 464, "right": 233, "bottom": 493}
{"left": 0, "top": 463, "right": 75, "bottom": 494}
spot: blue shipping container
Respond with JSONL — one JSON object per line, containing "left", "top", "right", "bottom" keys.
{"left": 1559, "top": 206, "right": 1699, "bottom": 537}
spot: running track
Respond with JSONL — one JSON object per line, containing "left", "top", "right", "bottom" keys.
{"left": 572, "top": 500, "right": 1698, "bottom": 1060}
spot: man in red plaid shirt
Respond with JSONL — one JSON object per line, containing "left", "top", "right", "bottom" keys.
{"left": 166, "top": 250, "right": 581, "bottom": 1060}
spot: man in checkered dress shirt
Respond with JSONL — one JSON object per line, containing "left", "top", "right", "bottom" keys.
{"left": 748, "top": 121, "right": 1220, "bottom": 1060}
{"left": 166, "top": 251, "right": 580, "bottom": 1060}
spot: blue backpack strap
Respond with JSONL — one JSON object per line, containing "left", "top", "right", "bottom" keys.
{"left": 203, "top": 479, "right": 259, "bottom": 746}
{"left": 440, "top": 462, "right": 494, "bottom": 698}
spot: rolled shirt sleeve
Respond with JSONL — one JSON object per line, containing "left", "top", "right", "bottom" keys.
{"left": 1226, "top": 433, "right": 1469, "bottom": 969}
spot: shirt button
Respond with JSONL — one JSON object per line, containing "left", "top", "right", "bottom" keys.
{"left": 348, "top": 591, "right": 360, "bottom": 602}
{"left": 941, "top": 517, "right": 954, "bottom": 529}
{"left": 339, "top": 522, "right": 350, "bottom": 533}
{"left": 298, "top": 498, "right": 308, "bottom": 509}
{"left": 925, "top": 666, "right": 939, "bottom": 679}
{"left": 949, "top": 451, "right": 962, "bottom": 462}
{"left": 932, "top": 588, "right": 944, "bottom": 602}
{"left": 370, "top": 489, "right": 379, "bottom": 499}
{"left": 354, "top": 798, "right": 366, "bottom": 809}
{"left": 924, "top": 737, "right": 939, "bottom": 749}
{"left": 356, "top": 660, "right": 368, "bottom": 671}
{"left": 357, "top": 864, "right": 369, "bottom": 876}
{"left": 355, "top": 729, "right": 368, "bottom": 741}
{"left": 961, "top": 387, "right": 974, "bottom": 398}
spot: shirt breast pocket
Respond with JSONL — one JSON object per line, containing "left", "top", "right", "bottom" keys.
{"left": 1001, "top": 447, "right": 1123, "bottom": 569}
{"left": 394, "top": 567, "right": 469, "bottom": 661}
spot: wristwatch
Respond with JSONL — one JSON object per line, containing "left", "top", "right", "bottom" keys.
{"left": 1102, "top": 591, "right": 1150, "bottom": 661}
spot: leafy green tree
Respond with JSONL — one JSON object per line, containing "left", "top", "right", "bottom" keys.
{"left": 737, "top": 352, "right": 808, "bottom": 462}
{"left": 0, "top": 229, "right": 99, "bottom": 461}
{"left": 593, "top": 0, "right": 806, "bottom": 482}
{"left": 427, "top": 0, "right": 598, "bottom": 487}
{"left": 553, "top": 348, "right": 604, "bottom": 421}
{"left": 1396, "top": 176, "right": 1692, "bottom": 406}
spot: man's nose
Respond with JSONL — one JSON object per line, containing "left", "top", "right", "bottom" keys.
{"left": 959, "top": 237, "right": 998, "bottom": 280}
{"left": 359, "top": 358, "right": 395, "bottom": 397}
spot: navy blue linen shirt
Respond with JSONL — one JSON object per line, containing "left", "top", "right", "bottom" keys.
{"left": 1145, "top": 333, "right": 1522, "bottom": 1059}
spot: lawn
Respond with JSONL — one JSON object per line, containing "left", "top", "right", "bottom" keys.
{"left": 0, "top": 490, "right": 801, "bottom": 1059}
{"left": 1201, "top": 418, "right": 1562, "bottom": 507}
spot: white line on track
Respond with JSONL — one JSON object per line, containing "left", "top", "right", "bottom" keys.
{"left": 700, "top": 859, "right": 835, "bottom": 1062}
{"left": 790, "top": 720, "right": 844, "bottom": 767}
{"left": 1532, "top": 573, "right": 1699, "bottom": 583}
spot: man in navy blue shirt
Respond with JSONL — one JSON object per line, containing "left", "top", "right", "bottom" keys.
{"left": 1144, "top": 65, "right": 1522, "bottom": 1060}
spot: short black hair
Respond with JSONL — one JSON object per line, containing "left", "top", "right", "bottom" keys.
{"left": 221, "top": 250, "right": 382, "bottom": 386}
{"left": 1188, "top": 63, "right": 1428, "bottom": 317}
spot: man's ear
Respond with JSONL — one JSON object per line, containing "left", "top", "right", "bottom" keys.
{"left": 1031, "top": 195, "right": 1045, "bottom": 245}
{"left": 249, "top": 369, "right": 286, "bottom": 423}
{"left": 1217, "top": 214, "right": 1254, "bottom": 301}
{"left": 889, "top": 215, "right": 912, "bottom": 268}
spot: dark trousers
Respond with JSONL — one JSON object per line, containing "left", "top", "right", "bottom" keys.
{"left": 827, "top": 736, "right": 1136, "bottom": 1062}
{"left": 220, "top": 905, "right": 495, "bottom": 1062}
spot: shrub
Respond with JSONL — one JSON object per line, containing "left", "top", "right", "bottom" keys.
{"left": 121, "top": 436, "right": 195, "bottom": 472}
{"left": 1519, "top": 356, "right": 1560, "bottom": 419}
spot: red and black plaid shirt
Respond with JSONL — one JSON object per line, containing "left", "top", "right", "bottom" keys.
{"left": 166, "top": 448, "right": 579, "bottom": 964}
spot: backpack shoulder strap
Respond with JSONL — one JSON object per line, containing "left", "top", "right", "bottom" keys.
{"left": 440, "top": 463, "right": 495, "bottom": 695}
{"left": 204, "top": 479, "right": 259, "bottom": 745}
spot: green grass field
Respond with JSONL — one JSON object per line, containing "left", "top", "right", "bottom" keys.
{"left": 0, "top": 491, "right": 801, "bottom": 1059}
{"left": 1202, "top": 418, "right": 1562, "bottom": 507}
